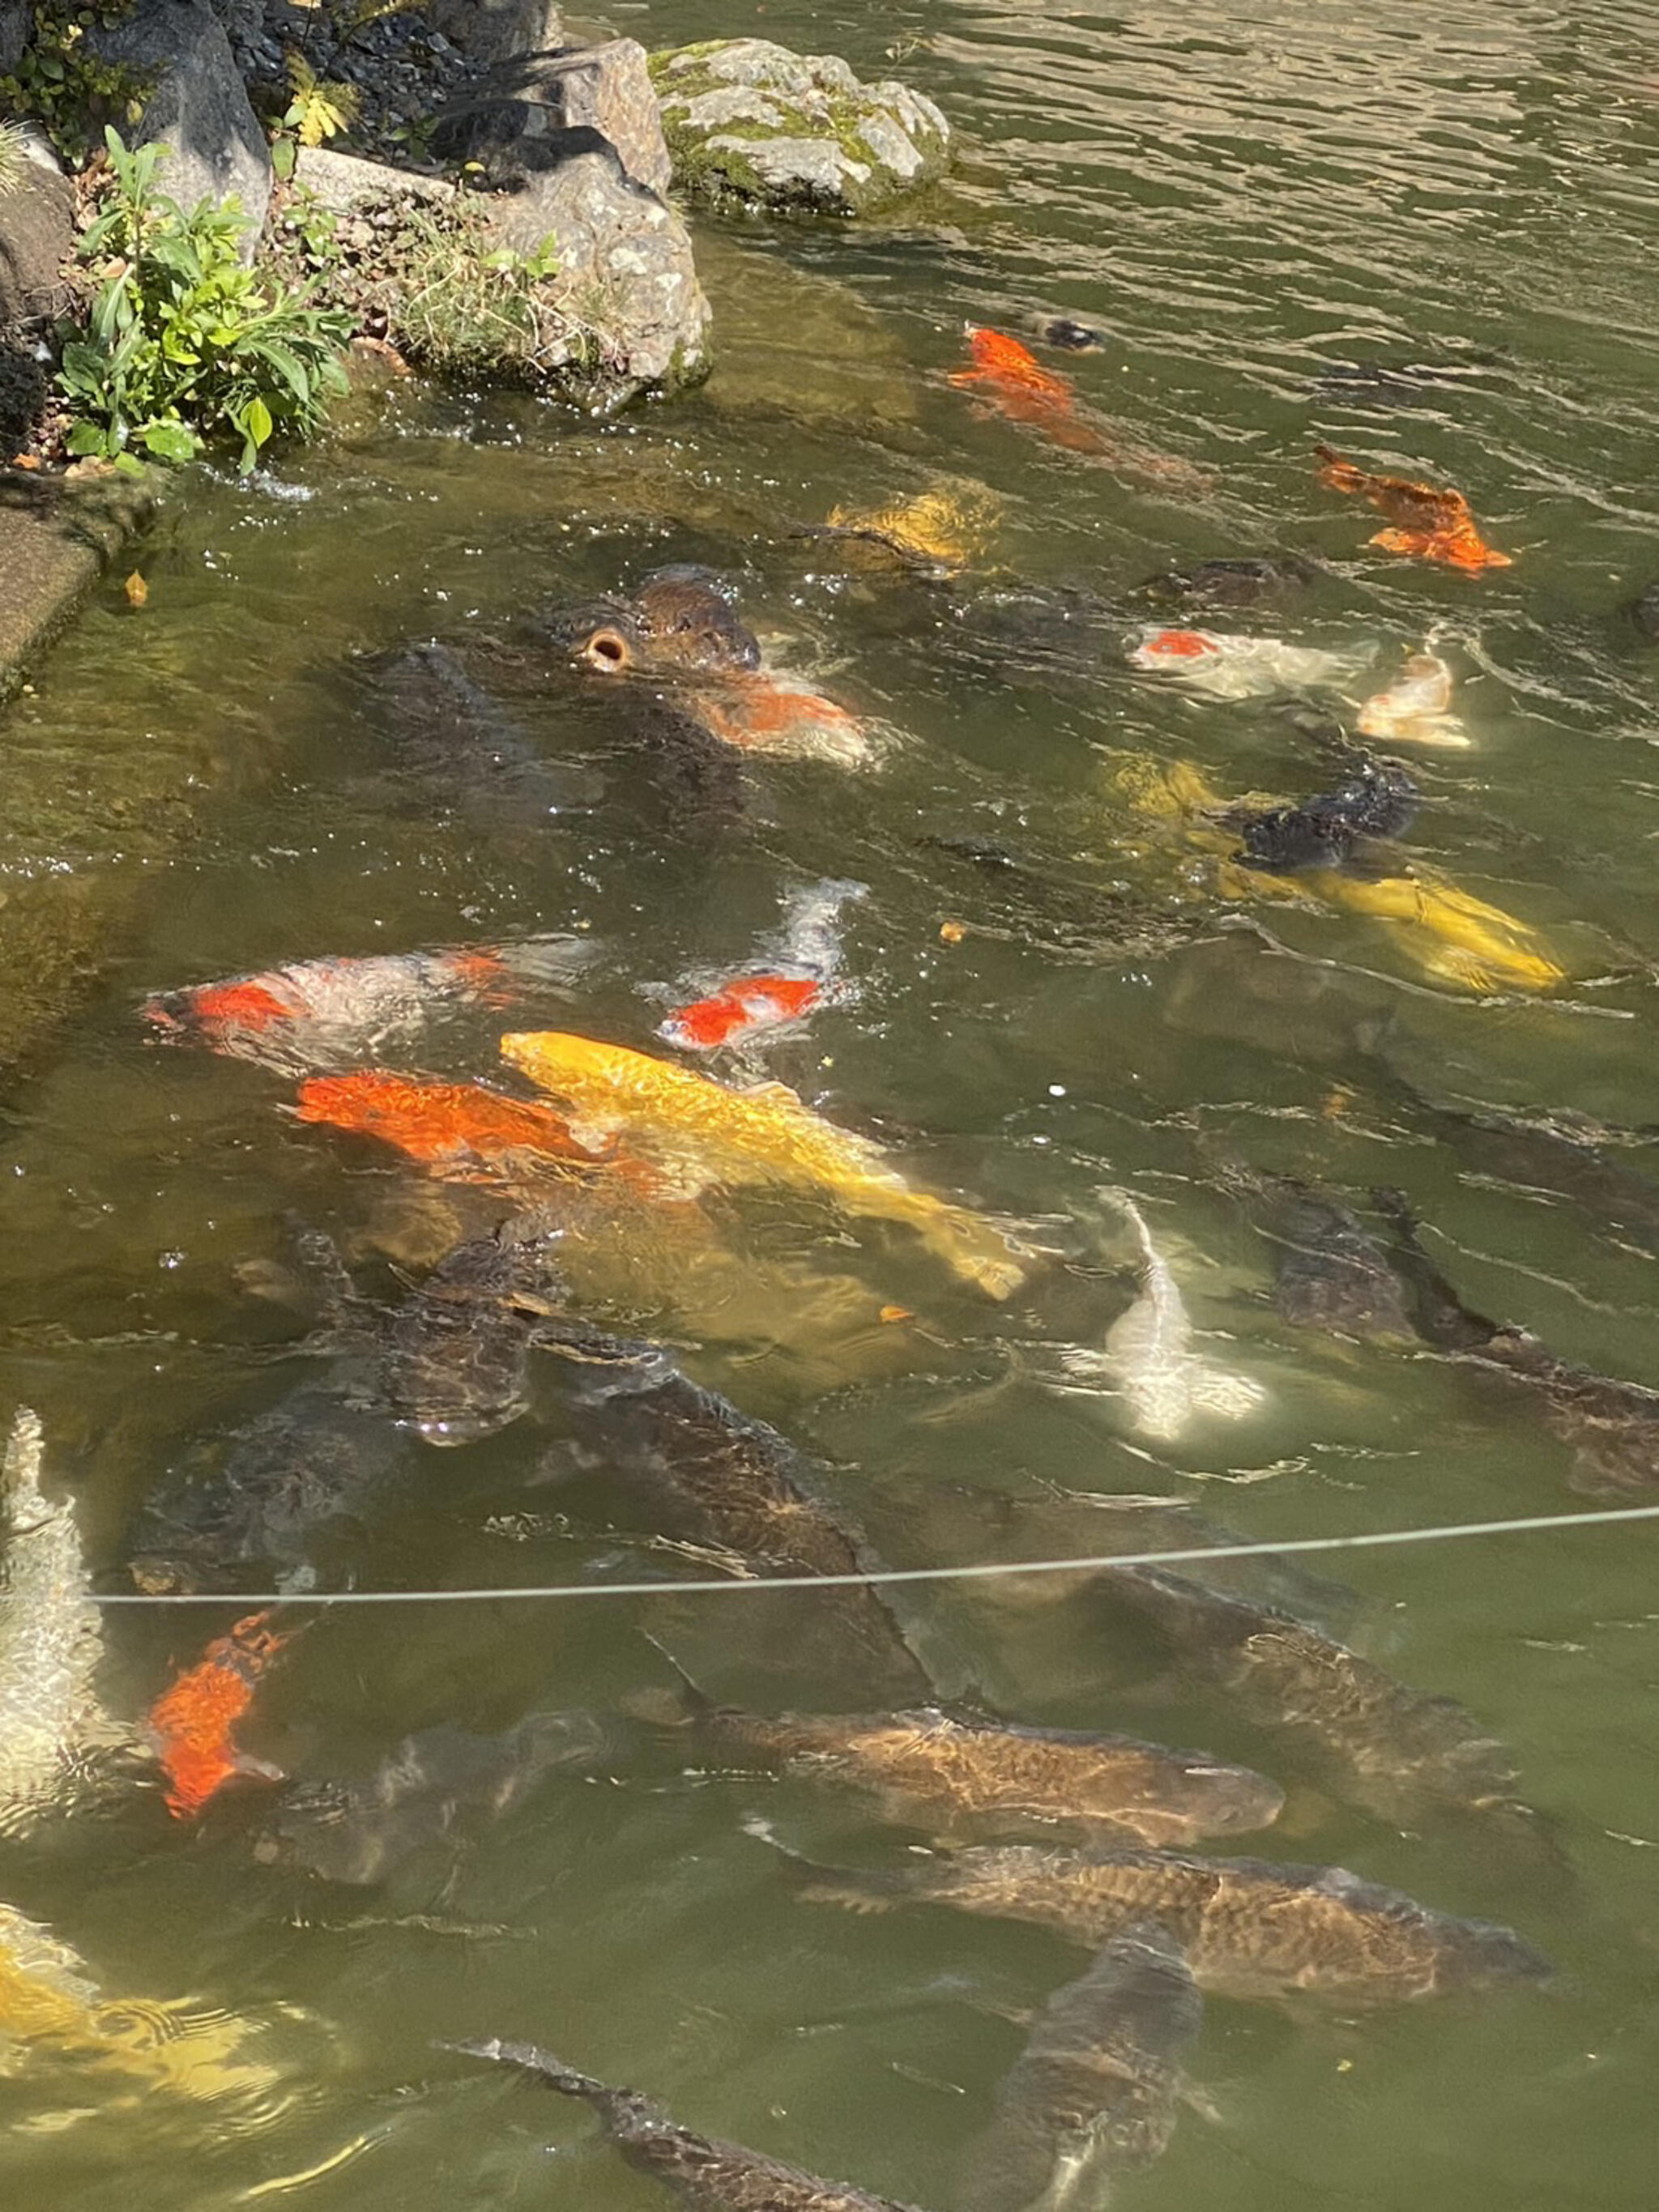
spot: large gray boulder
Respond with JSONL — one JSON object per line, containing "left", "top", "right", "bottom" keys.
{"left": 0, "top": 129, "right": 75, "bottom": 325}
{"left": 290, "top": 145, "right": 456, "bottom": 219}
{"left": 425, "top": 0, "right": 564, "bottom": 69}
{"left": 0, "top": 130, "right": 75, "bottom": 452}
{"left": 438, "top": 35, "right": 671, "bottom": 198}
{"left": 0, "top": 0, "right": 28, "bottom": 73}
{"left": 488, "top": 147, "right": 710, "bottom": 408}
{"left": 649, "top": 38, "right": 950, "bottom": 216}
{"left": 87, "top": 0, "right": 272, "bottom": 250}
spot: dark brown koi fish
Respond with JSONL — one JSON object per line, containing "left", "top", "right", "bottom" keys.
{"left": 788, "top": 1838, "right": 1550, "bottom": 2005}
{"left": 450, "top": 2038, "right": 929, "bottom": 2210}
{"left": 962, "top": 1924, "right": 1201, "bottom": 2212}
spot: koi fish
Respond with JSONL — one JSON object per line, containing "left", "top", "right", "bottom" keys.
{"left": 1056, "top": 1190, "right": 1265, "bottom": 1441}
{"left": 1292, "top": 871, "right": 1567, "bottom": 995}
{"left": 1098, "top": 1564, "right": 1550, "bottom": 1850}
{"left": 254, "top": 1713, "right": 608, "bottom": 1884}
{"left": 825, "top": 481, "right": 1004, "bottom": 572}
{"left": 144, "top": 936, "right": 592, "bottom": 1076}
{"left": 450, "top": 2039, "right": 928, "bottom": 2212}
{"left": 0, "top": 1407, "right": 119, "bottom": 1834}
{"left": 953, "top": 327, "right": 1211, "bottom": 486}
{"left": 1227, "top": 758, "right": 1420, "bottom": 872}
{"left": 292, "top": 1071, "right": 622, "bottom": 1185}
{"left": 686, "top": 671, "right": 873, "bottom": 767}
{"left": 661, "top": 974, "right": 824, "bottom": 1052}
{"left": 147, "top": 1610, "right": 290, "bottom": 1818}
{"left": 660, "top": 879, "right": 867, "bottom": 1052}
{"left": 951, "top": 325, "right": 1111, "bottom": 456}
{"left": 1358, "top": 648, "right": 1470, "bottom": 748}
{"left": 1316, "top": 445, "right": 1512, "bottom": 571}
{"left": 499, "top": 1029, "right": 1029, "bottom": 1299}
{"left": 787, "top": 1837, "right": 1552, "bottom": 2005}
{"left": 1034, "top": 315, "right": 1108, "bottom": 352}
{"left": 647, "top": 1668, "right": 1282, "bottom": 1847}
{"left": 1111, "top": 756, "right": 1565, "bottom": 994}
{"left": 0, "top": 1899, "right": 315, "bottom": 2111}
{"left": 1129, "top": 626, "right": 1368, "bottom": 700}
{"left": 963, "top": 1926, "right": 1201, "bottom": 2212}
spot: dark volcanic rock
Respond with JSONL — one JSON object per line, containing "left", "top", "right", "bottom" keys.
{"left": 88, "top": 0, "right": 272, "bottom": 250}
{"left": 441, "top": 36, "right": 672, "bottom": 198}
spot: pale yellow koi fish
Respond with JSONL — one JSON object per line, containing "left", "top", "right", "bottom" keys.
{"left": 500, "top": 1030, "right": 1028, "bottom": 1299}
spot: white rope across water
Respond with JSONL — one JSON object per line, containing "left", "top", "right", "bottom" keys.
{"left": 58, "top": 1498, "right": 1659, "bottom": 1607}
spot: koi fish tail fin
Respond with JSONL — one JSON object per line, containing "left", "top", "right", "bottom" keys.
{"left": 620, "top": 1632, "right": 717, "bottom": 1726}
{"left": 919, "top": 1201, "right": 1029, "bottom": 1301}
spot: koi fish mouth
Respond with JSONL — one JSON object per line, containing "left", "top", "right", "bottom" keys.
{"left": 577, "top": 626, "right": 635, "bottom": 675}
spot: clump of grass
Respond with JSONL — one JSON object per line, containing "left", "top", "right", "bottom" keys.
{"left": 267, "top": 185, "right": 591, "bottom": 388}
{"left": 0, "top": 118, "right": 34, "bottom": 199}
{"left": 393, "top": 201, "right": 568, "bottom": 380}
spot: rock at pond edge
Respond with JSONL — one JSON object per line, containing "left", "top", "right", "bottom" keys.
{"left": 649, "top": 37, "right": 950, "bottom": 217}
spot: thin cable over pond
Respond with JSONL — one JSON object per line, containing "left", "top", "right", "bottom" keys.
{"left": 58, "top": 1497, "right": 1659, "bottom": 1606}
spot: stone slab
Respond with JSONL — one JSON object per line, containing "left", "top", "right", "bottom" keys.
{"left": 0, "top": 468, "right": 153, "bottom": 698}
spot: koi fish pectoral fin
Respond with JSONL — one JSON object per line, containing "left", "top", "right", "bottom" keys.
{"left": 1190, "top": 1363, "right": 1269, "bottom": 1421}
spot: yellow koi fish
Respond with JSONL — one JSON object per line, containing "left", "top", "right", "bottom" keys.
{"left": 826, "top": 479, "right": 1004, "bottom": 573}
{"left": 1107, "top": 758, "right": 1565, "bottom": 995}
{"left": 0, "top": 1899, "right": 314, "bottom": 2113}
{"left": 500, "top": 1030, "right": 1027, "bottom": 1300}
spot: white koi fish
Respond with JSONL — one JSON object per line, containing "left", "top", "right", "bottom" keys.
{"left": 144, "top": 936, "right": 595, "bottom": 1078}
{"left": 0, "top": 1409, "right": 119, "bottom": 1833}
{"left": 1129, "top": 627, "right": 1368, "bottom": 701}
{"left": 1358, "top": 648, "right": 1469, "bottom": 748}
{"left": 1057, "top": 1193, "right": 1265, "bottom": 1442}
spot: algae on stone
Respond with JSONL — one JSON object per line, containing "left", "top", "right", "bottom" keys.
{"left": 650, "top": 37, "right": 949, "bottom": 217}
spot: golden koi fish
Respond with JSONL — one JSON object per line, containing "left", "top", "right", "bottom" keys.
{"left": 826, "top": 480, "right": 1004, "bottom": 573}
{"left": 0, "top": 1899, "right": 315, "bottom": 2112}
{"left": 500, "top": 1030, "right": 1027, "bottom": 1299}
{"left": 1107, "top": 757, "right": 1565, "bottom": 995}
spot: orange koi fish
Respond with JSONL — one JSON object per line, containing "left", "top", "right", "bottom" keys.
{"left": 147, "top": 1611, "right": 289, "bottom": 1819}
{"left": 950, "top": 326, "right": 1111, "bottom": 456}
{"left": 144, "top": 938, "right": 592, "bottom": 1077}
{"left": 292, "top": 1071, "right": 618, "bottom": 1184}
{"left": 660, "top": 879, "right": 865, "bottom": 1054}
{"left": 689, "top": 672, "right": 872, "bottom": 768}
{"left": 953, "top": 327, "right": 1210, "bottom": 486}
{"left": 1316, "top": 445, "right": 1512, "bottom": 572}
{"left": 662, "top": 974, "right": 824, "bottom": 1052}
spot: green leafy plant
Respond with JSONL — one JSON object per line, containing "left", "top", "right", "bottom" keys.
{"left": 0, "top": 2, "right": 148, "bottom": 166}
{"left": 58, "top": 126, "right": 352, "bottom": 473}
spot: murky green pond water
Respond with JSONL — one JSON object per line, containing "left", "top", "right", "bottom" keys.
{"left": 4, "top": 2, "right": 1659, "bottom": 2204}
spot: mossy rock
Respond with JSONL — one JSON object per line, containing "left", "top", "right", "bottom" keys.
{"left": 649, "top": 37, "right": 949, "bottom": 217}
